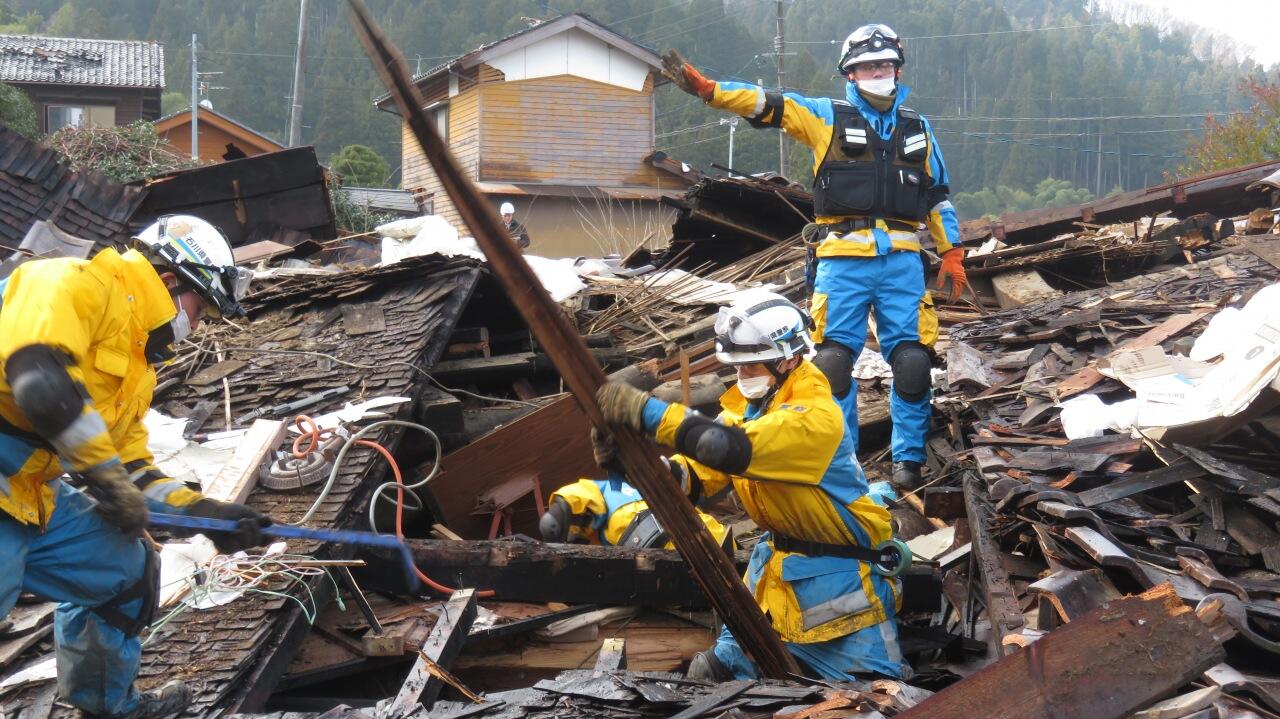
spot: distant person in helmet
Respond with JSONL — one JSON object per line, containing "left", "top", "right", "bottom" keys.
{"left": 499, "top": 201, "right": 531, "bottom": 250}
{"left": 660, "top": 24, "right": 965, "bottom": 489}
{"left": 0, "top": 215, "right": 272, "bottom": 719}
{"left": 594, "top": 293, "right": 908, "bottom": 682}
{"left": 539, "top": 476, "right": 729, "bottom": 550}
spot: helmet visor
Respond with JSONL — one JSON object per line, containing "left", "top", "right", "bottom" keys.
{"left": 851, "top": 23, "right": 898, "bottom": 43}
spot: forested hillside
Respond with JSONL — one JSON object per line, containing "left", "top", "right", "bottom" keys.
{"left": 3, "top": 0, "right": 1277, "bottom": 212}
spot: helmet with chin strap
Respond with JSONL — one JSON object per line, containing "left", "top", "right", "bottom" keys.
{"left": 713, "top": 292, "right": 813, "bottom": 366}
{"left": 838, "top": 23, "right": 904, "bottom": 74}
{"left": 132, "top": 214, "right": 250, "bottom": 319}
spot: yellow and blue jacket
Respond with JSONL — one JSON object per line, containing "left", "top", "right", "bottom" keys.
{"left": 641, "top": 360, "right": 899, "bottom": 644}
{"left": 548, "top": 477, "right": 728, "bottom": 548}
{"left": 0, "top": 248, "right": 202, "bottom": 528}
{"left": 709, "top": 80, "right": 961, "bottom": 258}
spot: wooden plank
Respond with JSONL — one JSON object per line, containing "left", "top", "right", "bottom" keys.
{"left": 896, "top": 585, "right": 1227, "bottom": 719}
{"left": 201, "top": 419, "right": 285, "bottom": 503}
{"left": 1078, "top": 462, "right": 1206, "bottom": 507}
{"left": 1056, "top": 311, "right": 1212, "bottom": 400}
{"left": 991, "top": 268, "right": 1061, "bottom": 309}
{"left": 408, "top": 539, "right": 744, "bottom": 608}
{"left": 429, "top": 395, "right": 596, "bottom": 538}
{"left": 387, "top": 589, "right": 477, "bottom": 717}
{"left": 963, "top": 472, "right": 1025, "bottom": 651}
{"left": 594, "top": 638, "right": 627, "bottom": 673}
{"left": 351, "top": 2, "right": 799, "bottom": 678}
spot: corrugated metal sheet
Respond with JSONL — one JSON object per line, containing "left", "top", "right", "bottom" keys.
{"left": 341, "top": 186, "right": 419, "bottom": 215}
{"left": 0, "top": 33, "right": 164, "bottom": 88}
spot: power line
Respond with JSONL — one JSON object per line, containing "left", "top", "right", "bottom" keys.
{"left": 927, "top": 111, "right": 1246, "bottom": 122}
{"left": 789, "top": 23, "right": 1108, "bottom": 44}
{"left": 933, "top": 128, "right": 1186, "bottom": 159}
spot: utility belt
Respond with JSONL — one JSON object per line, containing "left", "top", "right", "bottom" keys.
{"left": 816, "top": 217, "right": 918, "bottom": 238}
{"left": 771, "top": 532, "right": 912, "bottom": 577}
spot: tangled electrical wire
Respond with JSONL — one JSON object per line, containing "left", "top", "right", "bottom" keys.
{"left": 144, "top": 550, "right": 344, "bottom": 647}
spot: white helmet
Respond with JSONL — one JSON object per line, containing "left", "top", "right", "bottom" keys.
{"left": 499, "top": 202, "right": 515, "bottom": 215}
{"left": 713, "top": 293, "right": 812, "bottom": 366}
{"left": 838, "top": 24, "right": 904, "bottom": 73}
{"left": 133, "top": 214, "right": 250, "bottom": 318}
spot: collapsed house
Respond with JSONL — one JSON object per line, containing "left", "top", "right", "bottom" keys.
{"left": 4, "top": 113, "right": 1280, "bottom": 718}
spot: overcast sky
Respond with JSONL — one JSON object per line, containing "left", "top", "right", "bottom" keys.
{"left": 1112, "top": 0, "right": 1280, "bottom": 66}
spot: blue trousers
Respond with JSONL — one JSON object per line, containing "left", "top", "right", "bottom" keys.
{"left": 0, "top": 480, "right": 148, "bottom": 716}
{"left": 813, "top": 253, "right": 931, "bottom": 463}
{"left": 712, "top": 618, "right": 908, "bottom": 680}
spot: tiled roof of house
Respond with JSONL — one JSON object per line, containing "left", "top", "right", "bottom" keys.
{"left": 0, "top": 33, "right": 164, "bottom": 88}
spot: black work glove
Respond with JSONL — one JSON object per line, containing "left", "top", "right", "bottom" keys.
{"left": 186, "top": 499, "right": 272, "bottom": 554}
{"left": 83, "top": 463, "right": 149, "bottom": 536}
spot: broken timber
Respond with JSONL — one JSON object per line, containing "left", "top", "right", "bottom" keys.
{"left": 348, "top": 0, "right": 800, "bottom": 678}
{"left": 896, "top": 584, "right": 1228, "bottom": 719}
{"left": 963, "top": 472, "right": 1024, "bottom": 652}
{"left": 386, "top": 588, "right": 477, "bottom": 717}
{"left": 407, "top": 539, "right": 942, "bottom": 612}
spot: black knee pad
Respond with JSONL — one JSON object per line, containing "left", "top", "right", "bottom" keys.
{"left": 890, "top": 341, "right": 932, "bottom": 403}
{"left": 812, "top": 342, "right": 854, "bottom": 398}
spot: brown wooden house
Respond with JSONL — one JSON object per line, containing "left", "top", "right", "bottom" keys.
{"left": 0, "top": 34, "right": 163, "bottom": 134}
{"left": 375, "top": 13, "right": 694, "bottom": 258}
{"left": 154, "top": 106, "right": 286, "bottom": 164}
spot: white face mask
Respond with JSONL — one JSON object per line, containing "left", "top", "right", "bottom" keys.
{"left": 858, "top": 76, "right": 896, "bottom": 97}
{"left": 736, "top": 373, "right": 773, "bottom": 400}
{"left": 170, "top": 308, "right": 192, "bottom": 343}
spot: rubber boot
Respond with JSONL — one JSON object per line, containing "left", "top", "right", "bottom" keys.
{"left": 114, "top": 681, "right": 192, "bottom": 719}
{"left": 891, "top": 460, "right": 922, "bottom": 490}
{"left": 687, "top": 649, "right": 732, "bottom": 682}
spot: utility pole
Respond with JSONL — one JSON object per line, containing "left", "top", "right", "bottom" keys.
{"left": 190, "top": 33, "right": 198, "bottom": 161}
{"left": 720, "top": 117, "right": 738, "bottom": 174}
{"left": 1095, "top": 126, "right": 1103, "bottom": 197}
{"left": 288, "top": 0, "right": 310, "bottom": 146}
{"left": 774, "top": 0, "right": 786, "bottom": 176}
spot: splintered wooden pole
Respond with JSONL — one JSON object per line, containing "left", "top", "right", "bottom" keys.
{"left": 345, "top": 0, "right": 799, "bottom": 679}
{"left": 387, "top": 588, "right": 477, "bottom": 717}
{"left": 896, "top": 584, "right": 1228, "bottom": 719}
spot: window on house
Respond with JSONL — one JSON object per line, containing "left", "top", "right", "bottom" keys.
{"left": 424, "top": 101, "right": 448, "bottom": 140}
{"left": 46, "top": 104, "right": 116, "bottom": 132}
{"left": 417, "top": 192, "right": 435, "bottom": 215}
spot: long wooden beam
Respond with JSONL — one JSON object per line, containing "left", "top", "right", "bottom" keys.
{"left": 346, "top": 0, "right": 799, "bottom": 678}
{"left": 406, "top": 539, "right": 942, "bottom": 612}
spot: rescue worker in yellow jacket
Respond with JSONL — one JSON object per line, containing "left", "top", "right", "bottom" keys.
{"left": 595, "top": 292, "right": 909, "bottom": 681}
{"left": 0, "top": 215, "right": 270, "bottom": 719}
{"left": 540, "top": 476, "right": 729, "bottom": 550}
{"left": 661, "top": 24, "right": 967, "bottom": 489}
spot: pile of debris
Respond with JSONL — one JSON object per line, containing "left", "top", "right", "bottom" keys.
{"left": 8, "top": 107, "right": 1280, "bottom": 719}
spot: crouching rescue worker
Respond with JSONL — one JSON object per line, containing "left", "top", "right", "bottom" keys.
{"left": 594, "top": 292, "right": 909, "bottom": 681}
{"left": 540, "top": 475, "right": 729, "bottom": 550}
{"left": 661, "top": 24, "right": 966, "bottom": 489}
{"left": 0, "top": 215, "right": 272, "bottom": 718}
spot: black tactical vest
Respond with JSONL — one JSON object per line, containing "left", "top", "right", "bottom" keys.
{"left": 813, "top": 102, "right": 932, "bottom": 222}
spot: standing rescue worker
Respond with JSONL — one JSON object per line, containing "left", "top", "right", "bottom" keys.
{"left": 540, "top": 475, "right": 729, "bottom": 549}
{"left": 500, "top": 202, "right": 531, "bottom": 250}
{"left": 594, "top": 293, "right": 909, "bottom": 681}
{"left": 0, "top": 215, "right": 272, "bottom": 718}
{"left": 662, "top": 24, "right": 967, "bottom": 488}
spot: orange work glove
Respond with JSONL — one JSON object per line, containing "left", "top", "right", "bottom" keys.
{"left": 661, "top": 49, "right": 715, "bottom": 100}
{"left": 937, "top": 247, "right": 967, "bottom": 303}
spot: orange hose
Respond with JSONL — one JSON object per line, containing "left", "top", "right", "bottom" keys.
{"left": 291, "top": 415, "right": 495, "bottom": 598}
